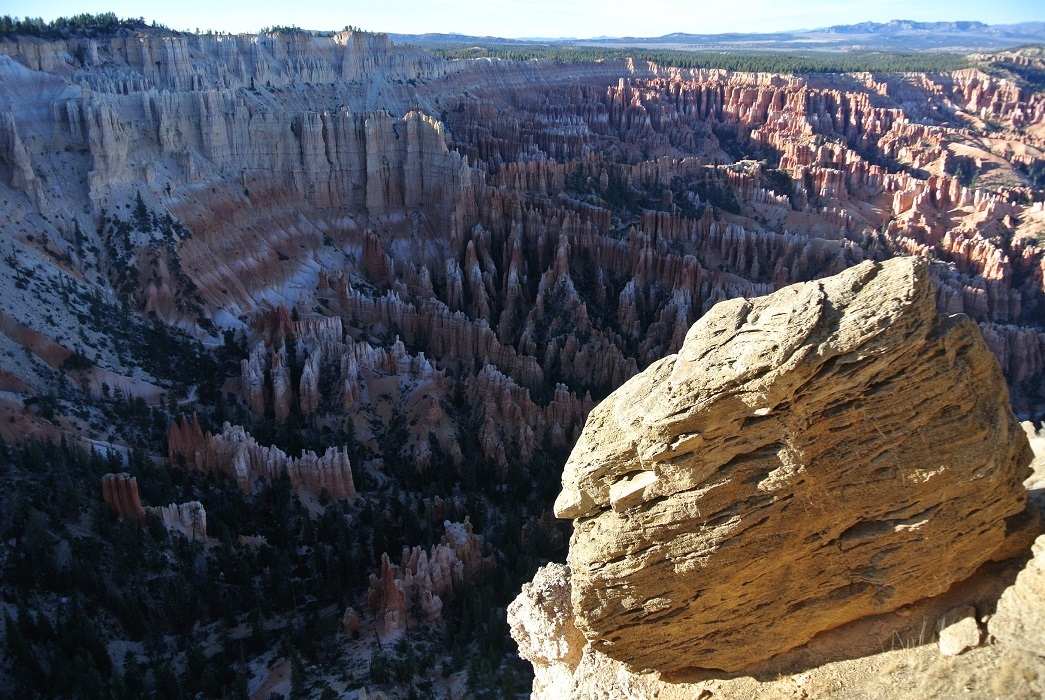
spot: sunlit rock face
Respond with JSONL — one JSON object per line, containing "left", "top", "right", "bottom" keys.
{"left": 554, "top": 257, "right": 1035, "bottom": 676}
{"left": 510, "top": 258, "right": 1039, "bottom": 699}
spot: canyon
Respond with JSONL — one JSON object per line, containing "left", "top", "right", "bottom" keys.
{"left": 0, "top": 23, "right": 1044, "bottom": 698}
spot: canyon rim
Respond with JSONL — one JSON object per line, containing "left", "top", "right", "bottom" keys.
{"left": 0, "top": 13, "right": 1044, "bottom": 698}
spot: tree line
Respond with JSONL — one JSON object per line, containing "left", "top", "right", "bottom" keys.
{"left": 429, "top": 44, "right": 972, "bottom": 74}
{"left": 0, "top": 13, "right": 169, "bottom": 39}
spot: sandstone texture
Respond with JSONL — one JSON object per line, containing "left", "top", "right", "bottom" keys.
{"left": 555, "top": 257, "right": 1033, "bottom": 675}
{"left": 989, "top": 534, "right": 1045, "bottom": 656}
{"left": 1021, "top": 420, "right": 1045, "bottom": 514}
{"left": 510, "top": 554, "right": 1045, "bottom": 700}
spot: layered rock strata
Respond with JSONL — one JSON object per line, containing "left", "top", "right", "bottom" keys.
{"left": 3, "top": 33, "right": 1045, "bottom": 454}
{"left": 551, "top": 257, "right": 1034, "bottom": 676}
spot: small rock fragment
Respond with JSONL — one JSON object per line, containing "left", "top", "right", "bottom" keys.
{"left": 938, "top": 605, "right": 981, "bottom": 656}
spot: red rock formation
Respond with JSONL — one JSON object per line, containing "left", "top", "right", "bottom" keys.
{"left": 6, "top": 34, "right": 1045, "bottom": 603}
{"left": 102, "top": 473, "right": 207, "bottom": 539}
{"left": 166, "top": 413, "right": 207, "bottom": 466}
{"left": 366, "top": 519, "right": 494, "bottom": 630}
{"left": 169, "top": 422, "right": 357, "bottom": 500}
{"left": 101, "top": 473, "right": 145, "bottom": 521}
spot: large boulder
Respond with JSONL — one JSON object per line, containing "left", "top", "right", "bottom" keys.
{"left": 554, "top": 257, "right": 1034, "bottom": 676}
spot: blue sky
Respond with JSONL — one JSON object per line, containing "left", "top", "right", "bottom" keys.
{"left": 3, "top": 0, "right": 1043, "bottom": 39}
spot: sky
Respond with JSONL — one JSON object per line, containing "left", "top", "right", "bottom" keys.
{"left": 3, "top": 0, "right": 1044, "bottom": 39}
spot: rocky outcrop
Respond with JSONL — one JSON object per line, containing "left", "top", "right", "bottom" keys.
{"left": 366, "top": 519, "right": 492, "bottom": 632}
{"left": 168, "top": 421, "right": 357, "bottom": 500}
{"left": 990, "top": 534, "right": 1045, "bottom": 656}
{"left": 6, "top": 33, "right": 1045, "bottom": 451}
{"left": 507, "top": 563, "right": 587, "bottom": 699}
{"left": 550, "top": 257, "right": 1034, "bottom": 676}
{"left": 147, "top": 501, "right": 207, "bottom": 540}
{"left": 101, "top": 472, "right": 145, "bottom": 521}
{"left": 102, "top": 472, "right": 207, "bottom": 539}
{"left": 3, "top": 30, "right": 1045, "bottom": 691}
{"left": 166, "top": 413, "right": 207, "bottom": 464}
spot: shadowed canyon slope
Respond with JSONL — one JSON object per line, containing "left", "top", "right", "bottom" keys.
{"left": 1, "top": 26, "right": 1045, "bottom": 697}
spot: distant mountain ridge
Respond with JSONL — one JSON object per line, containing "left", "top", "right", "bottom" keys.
{"left": 811, "top": 19, "right": 1045, "bottom": 37}
{"left": 813, "top": 20, "right": 991, "bottom": 33}
{"left": 391, "top": 19, "right": 1045, "bottom": 52}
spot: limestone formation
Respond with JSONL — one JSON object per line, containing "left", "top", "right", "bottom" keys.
{"left": 2, "top": 25, "right": 1045, "bottom": 699}
{"left": 990, "top": 534, "right": 1045, "bottom": 656}
{"left": 147, "top": 501, "right": 208, "bottom": 541}
{"left": 555, "top": 257, "right": 1034, "bottom": 675}
{"left": 166, "top": 413, "right": 207, "bottom": 464}
{"left": 367, "top": 519, "right": 493, "bottom": 630}
{"left": 12, "top": 37, "right": 1045, "bottom": 469}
